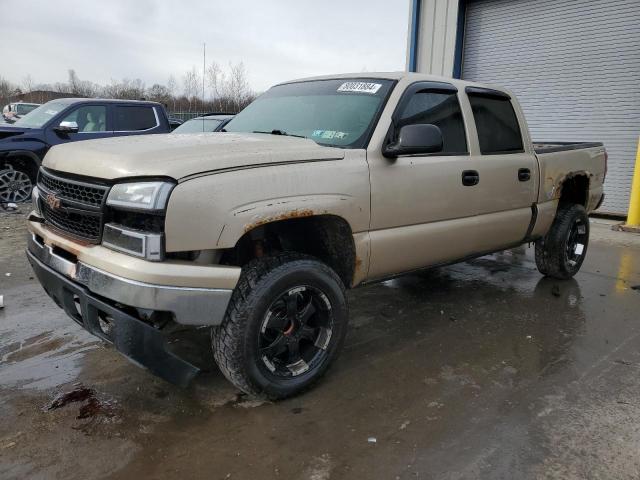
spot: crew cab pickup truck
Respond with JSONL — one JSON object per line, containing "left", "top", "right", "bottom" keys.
{"left": 0, "top": 98, "right": 172, "bottom": 203}
{"left": 26, "top": 72, "right": 606, "bottom": 398}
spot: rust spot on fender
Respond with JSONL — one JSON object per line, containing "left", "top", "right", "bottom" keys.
{"left": 243, "top": 209, "right": 315, "bottom": 232}
{"left": 354, "top": 256, "right": 363, "bottom": 272}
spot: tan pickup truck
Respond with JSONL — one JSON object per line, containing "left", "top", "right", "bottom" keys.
{"left": 26, "top": 72, "right": 606, "bottom": 398}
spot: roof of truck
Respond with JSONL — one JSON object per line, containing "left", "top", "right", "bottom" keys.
{"left": 45, "top": 98, "right": 163, "bottom": 106}
{"left": 279, "top": 71, "right": 505, "bottom": 92}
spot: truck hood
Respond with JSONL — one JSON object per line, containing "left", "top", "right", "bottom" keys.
{"left": 43, "top": 133, "right": 345, "bottom": 181}
{"left": 0, "top": 125, "right": 32, "bottom": 141}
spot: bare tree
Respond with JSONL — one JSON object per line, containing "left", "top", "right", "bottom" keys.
{"left": 167, "top": 75, "right": 177, "bottom": 112}
{"left": 0, "top": 76, "right": 16, "bottom": 106}
{"left": 206, "top": 61, "right": 224, "bottom": 101}
{"left": 226, "top": 62, "right": 250, "bottom": 111}
{"left": 68, "top": 69, "right": 83, "bottom": 94}
{"left": 21, "top": 75, "right": 34, "bottom": 94}
{"left": 101, "top": 78, "right": 145, "bottom": 100}
{"left": 1, "top": 62, "right": 255, "bottom": 113}
{"left": 147, "top": 84, "right": 171, "bottom": 105}
{"left": 205, "top": 61, "right": 255, "bottom": 112}
{"left": 182, "top": 67, "right": 200, "bottom": 112}
{"left": 66, "top": 69, "right": 98, "bottom": 97}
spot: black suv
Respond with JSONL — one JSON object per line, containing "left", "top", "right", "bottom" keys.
{"left": 0, "top": 98, "right": 172, "bottom": 203}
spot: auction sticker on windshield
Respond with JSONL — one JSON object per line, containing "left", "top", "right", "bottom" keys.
{"left": 337, "top": 82, "right": 382, "bottom": 94}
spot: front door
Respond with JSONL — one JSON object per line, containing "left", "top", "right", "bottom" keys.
{"left": 367, "top": 82, "right": 479, "bottom": 280}
{"left": 47, "top": 104, "right": 112, "bottom": 145}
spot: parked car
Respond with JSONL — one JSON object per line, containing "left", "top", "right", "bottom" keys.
{"left": 167, "top": 115, "right": 183, "bottom": 131}
{"left": 172, "top": 113, "right": 234, "bottom": 134}
{"left": 26, "top": 72, "right": 606, "bottom": 398}
{"left": 2, "top": 102, "right": 41, "bottom": 123}
{"left": 0, "top": 98, "right": 172, "bottom": 203}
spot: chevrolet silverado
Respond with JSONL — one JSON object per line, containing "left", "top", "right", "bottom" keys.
{"left": 26, "top": 72, "right": 606, "bottom": 398}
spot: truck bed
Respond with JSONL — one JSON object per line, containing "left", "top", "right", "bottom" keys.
{"left": 533, "top": 141, "right": 606, "bottom": 210}
{"left": 533, "top": 141, "right": 604, "bottom": 154}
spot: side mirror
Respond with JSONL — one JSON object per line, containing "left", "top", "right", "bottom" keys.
{"left": 382, "top": 124, "right": 443, "bottom": 158}
{"left": 55, "top": 121, "right": 79, "bottom": 134}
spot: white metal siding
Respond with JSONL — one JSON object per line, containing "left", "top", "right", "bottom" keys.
{"left": 462, "top": 0, "right": 640, "bottom": 214}
{"left": 406, "top": 0, "right": 460, "bottom": 76}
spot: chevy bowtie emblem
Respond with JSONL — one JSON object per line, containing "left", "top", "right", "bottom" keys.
{"left": 45, "top": 193, "right": 62, "bottom": 210}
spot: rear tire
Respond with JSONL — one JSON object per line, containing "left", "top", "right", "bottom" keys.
{"left": 212, "top": 253, "right": 349, "bottom": 399}
{"left": 535, "top": 203, "right": 589, "bottom": 279}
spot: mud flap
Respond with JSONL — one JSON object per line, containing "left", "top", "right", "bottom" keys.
{"left": 26, "top": 250, "right": 200, "bottom": 387}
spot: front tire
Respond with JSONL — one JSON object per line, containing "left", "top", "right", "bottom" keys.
{"left": 535, "top": 203, "right": 589, "bottom": 279}
{"left": 212, "top": 253, "right": 349, "bottom": 399}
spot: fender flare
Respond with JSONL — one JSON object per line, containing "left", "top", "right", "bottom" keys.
{"left": 1, "top": 150, "right": 42, "bottom": 175}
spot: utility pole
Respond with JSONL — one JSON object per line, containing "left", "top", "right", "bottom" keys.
{"left": 203, "top": 43, "right": 206, "bottom": 113}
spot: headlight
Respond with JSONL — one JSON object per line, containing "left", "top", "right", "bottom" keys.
{"left": 106, "top": 181, "right": 174, "bottom": 212}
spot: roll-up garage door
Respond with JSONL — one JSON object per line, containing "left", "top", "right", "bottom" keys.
{"left": 462, "top": 0, "right": 640, "bottom": 214}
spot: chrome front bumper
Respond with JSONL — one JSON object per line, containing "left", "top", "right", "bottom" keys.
{"left": 27, "top": 233, "right": 233, "bottom": 326}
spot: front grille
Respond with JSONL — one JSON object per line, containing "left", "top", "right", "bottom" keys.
{"left": 39, "top": 170, "right": 108, "bottom": 208}
{"left": 42, "top": 201, "right": 103, "bottom": 241}
{"left": 38, "top": 169, "right": 110, "bottom": 243}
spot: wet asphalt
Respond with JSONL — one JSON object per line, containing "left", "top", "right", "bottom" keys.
{"left": 1, "top": 208, "right": 640, "bottom": 480}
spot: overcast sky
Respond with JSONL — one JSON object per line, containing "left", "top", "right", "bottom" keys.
{"left": 2, "top": 0, "right": 410, "bottom": 93}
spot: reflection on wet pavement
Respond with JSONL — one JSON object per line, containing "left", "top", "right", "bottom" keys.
{"left": 1, "top": 221, "right": 640, "bottom": 479}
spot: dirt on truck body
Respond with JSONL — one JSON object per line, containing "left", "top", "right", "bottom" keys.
{"left": 25, "top": 72, "right": 606, "bottom": 398}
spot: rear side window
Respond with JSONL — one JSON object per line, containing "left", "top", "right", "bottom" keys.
{"left": 115, "top": 106, "right": 157, "bottom": 131}
{"left": 398, "top": 90, "right": 467, "bottom": 154}
{"left": 467, "top": 94, "right": 523, "bottom": 154}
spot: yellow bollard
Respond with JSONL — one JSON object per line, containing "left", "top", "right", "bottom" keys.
{"left": 627, "top": 137, "right": 640, "bottom": 226}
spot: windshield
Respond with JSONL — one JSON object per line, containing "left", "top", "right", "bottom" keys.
{"left": 173, "top": 118, "right": 223, "bottom": 134}
{"left": 224, "top": 78, "right": 394, "bottom": 148}
{"left": 15, "top": 101, "right": 68, "bottom": 128}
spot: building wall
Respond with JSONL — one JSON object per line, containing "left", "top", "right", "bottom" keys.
{"left": 407, "top": 0, "right": 640, "bottom": 215}
{"left": 406, "top": 0, "right": 460, "bottom": 76}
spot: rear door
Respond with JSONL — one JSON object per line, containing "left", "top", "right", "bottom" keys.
{"left": 463, "top": 87, "right": 538, "bottom": 251}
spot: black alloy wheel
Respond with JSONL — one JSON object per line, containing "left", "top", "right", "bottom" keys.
{"left": 258, "top": 285, "right": 334, "bottom": 378}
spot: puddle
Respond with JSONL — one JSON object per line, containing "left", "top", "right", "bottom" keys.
{"left": 0, "top": 302, "right": 100, "bottom": 391}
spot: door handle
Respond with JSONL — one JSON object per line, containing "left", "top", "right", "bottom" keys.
{"left": 461, "top": 170, "right": 479, "bottom": 186}
{"left": 518, "top": 168, "right": 531, "bottom": 182}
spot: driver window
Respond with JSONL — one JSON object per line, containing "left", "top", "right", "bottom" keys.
{"left": 399, "top": 91, "right": 468, "bottom": 154}
{"left": 61, "top": 106, "right": 108, "bottom": 133}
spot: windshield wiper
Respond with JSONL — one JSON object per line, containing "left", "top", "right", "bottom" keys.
{"left": 252, "top": 129, "right": 306, "bottom": 139}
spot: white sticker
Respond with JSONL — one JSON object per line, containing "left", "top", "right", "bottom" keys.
{"left": 312, "top": 130, "right": 349, "bottom": 140}
{"left": 574, "top": 243, "right": 584, "bottom": 255}
{"left": 337, "top": 82, "right": 382, "bottom": 94}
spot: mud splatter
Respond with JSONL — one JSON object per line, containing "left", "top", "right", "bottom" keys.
{"left": 46, "top": 385, "right": 116, "bottom": 420}
{"left": 47, "top": 386, "right": 95, "bottom": 411}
